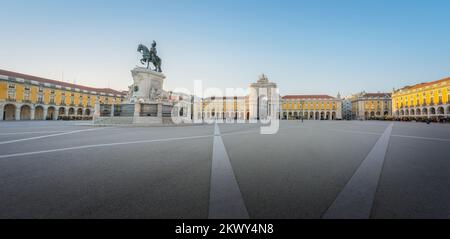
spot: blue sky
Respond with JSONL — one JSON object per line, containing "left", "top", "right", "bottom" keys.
{"left": 1, "top": 0, "right": 449, "bottom": 96}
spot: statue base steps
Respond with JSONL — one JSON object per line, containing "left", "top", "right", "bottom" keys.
{"left": 93, "top": 116, "right": 174, "bottom": 126}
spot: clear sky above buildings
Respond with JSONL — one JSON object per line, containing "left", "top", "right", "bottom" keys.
{"left": 1, "top": 0, "right": 449, "bottom": 97}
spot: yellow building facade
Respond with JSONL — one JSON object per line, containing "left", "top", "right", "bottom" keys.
{"left": 349, "top": 92, "right": 392, "bottom": 120}
{"left": 0, "top": 69, "right": 126, "bottom": 121}
{"left": 392, "top": 77, "right": 450, "bottom": 119}
{"left": 281, "top": 95, "right": 342, "bottom": 120}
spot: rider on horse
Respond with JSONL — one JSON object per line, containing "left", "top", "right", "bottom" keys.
{"left": 137, "top": 41, "right": 162, "bottom": 72}
{"left": 150, "top": 41, "right": 158, "bottom": 61}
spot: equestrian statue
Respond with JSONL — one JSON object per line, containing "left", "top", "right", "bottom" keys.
{"left": 137, "top": 41, "right": 162, "bottom": 72}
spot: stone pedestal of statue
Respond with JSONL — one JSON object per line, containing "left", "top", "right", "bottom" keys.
{"left": 129, "top": 67, "right": 166, "bottom": 104}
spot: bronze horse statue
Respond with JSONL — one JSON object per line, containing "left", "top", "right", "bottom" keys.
{"left": 137, "top": 41, "right": 162, "bottom": 72}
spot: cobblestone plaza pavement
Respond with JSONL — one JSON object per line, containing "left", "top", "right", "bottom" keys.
{"left": 0, "top": 121, "right": 449, "bottom": 219}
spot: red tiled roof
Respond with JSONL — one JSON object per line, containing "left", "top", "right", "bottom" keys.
{"left": 282, "top": 95, "right": 335, "bottom": 99}
{"left": 0, "top": 69, "right": 126, "bottom": 96}
{"left": 402, "top": 77, "right": 450, "bottom": 90}
{"left": 363, "top": 93, "right": 391, "bottom": 97}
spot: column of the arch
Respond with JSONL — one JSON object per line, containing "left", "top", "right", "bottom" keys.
{"left": 53, "top": 108, "right": 58, "bottom": 120}
{"left": 15, "top": 105, "right": 21, "bottom": 120}
{"left": 54, "top": 107, "right": 59, "bottom": 120}
{"left": 0, "top": 104, "right": 3, "bottom": 121}
{"left": 52, "top": 107, "right": 58, "bottom": 120}
{"left": 43, "top": 107, "right": 48, "bottom": 121}
{"left": 448, "top": 104, "right": 450, "bottom": 118}
{"left": 30, "top": 106, "right": 35, "bottom": 120}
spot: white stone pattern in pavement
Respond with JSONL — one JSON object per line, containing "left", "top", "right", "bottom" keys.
{"left": 322, "top": 123, "right": 394, "bottom": 219}
{"left": 208, "top": 123, "right": 249, "bottom": 219}
{"left": 0, "top": 128, "right": 105, "bottom": 145}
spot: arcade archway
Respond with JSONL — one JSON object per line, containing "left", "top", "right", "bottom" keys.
{"left": 3, "top": 104, "right": 16, "bottom": 121}
{"left": 20, "top": 105, "right": 31, "bottom": 120}
{"left": 34, "top": 106, "right": 44, "bottom": 120}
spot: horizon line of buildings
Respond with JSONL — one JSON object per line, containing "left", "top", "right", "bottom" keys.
{"left": 0, "top": 69, "right": 449, "bottom": 121}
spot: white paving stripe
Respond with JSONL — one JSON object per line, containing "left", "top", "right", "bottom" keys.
{"left": 0, "top": 134, "right": 213, "bottom": 159}
{"left": 208, "top": 123, "right": 249, "bottom": 219}
{"left": 0, "top": 131, "right": 67, "bottom": 136}
{"left": 322, "top": 122, "right": 394, "bottom": 219}
{"left": 0, "top": 128, "right": 105, "bottom": 145}
{"left": 391, "top": 134, "right": 450, "bottom": 142}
